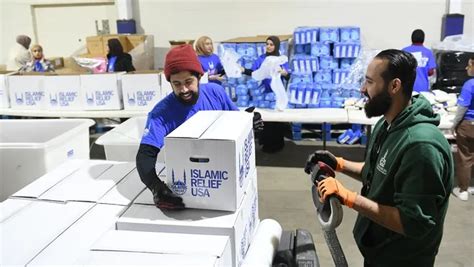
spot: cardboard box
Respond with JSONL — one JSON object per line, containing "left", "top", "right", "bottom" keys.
{"left": 160, "top": 72, "right": 173, "bottom": 98}
{"left": 28, "top": 204, "right": 126, "bottom": 266}
{"left": 121, "top": 71, "right": 161, "bottom": 110}
{"left": 86, "top": 36, "right": 105, "bottom": 57}
{"left": 0, "top": 71, "right": 14, "bottom": 108}
{"left": 8, "top": 74, "right": 46, "bottom": 110}
{"left": 98, "top": 169, "right": 146, "bottom": 206}
{"left": 39, "top": 162, "right": 135, "bottom": 203}
{"left": 0, "top": 198, "right": 32, "bottom": 223}
{"left": 86, "top": 230, "right": 232, "bottom": 266}
{"left": 164, "top": 111, "right": 255, "bottom": 211}
{"left": 47, "top": 57, "right": 64, "bottom": 69}
{"left": 43, "top": 73, "right": 82, "bottom": 110}
{"left": 169, "top": 39, "right": 194, "bottom": 47}
{"left": 222, "top": 35, "right": 291, "bottom": 43}
{"left": 0, "top": 200, "right": 94, "bottom": 266}
{"left": 119, "top": 176, "right": 260, "bottom": 267}
{"left": 102, "top": 34, "right": 132, "bottom": 54}
{"left": 126, "top": 34, "right": 147, "bottom": 49}
{"left": 80, "top": 72, "right": 124, "bottom": 110}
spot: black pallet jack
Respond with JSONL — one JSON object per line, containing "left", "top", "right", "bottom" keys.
{"left": 272, "top": 161, "right": 347, "bottom": 267}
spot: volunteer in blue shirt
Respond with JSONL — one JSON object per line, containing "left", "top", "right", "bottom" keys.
{"left": 106, "top": 38, "right": 135, "bottom": 73}
{"left": 241, "top": 35, "right": 290, "bottom": 93}
{"left": 136, "top": 44, "right": 263, "bottom": 210}
{"left": 402, "top": 29, "right": 436, "bottom": 92}
{"left": 195, "top": 36, "right": 225, "bottom": 84}
{"left": 451, "top": 55, "right": 474, "bottom": 201}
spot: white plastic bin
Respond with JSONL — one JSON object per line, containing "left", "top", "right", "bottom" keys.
{"left": 95, "top": 116, "right": 164, "bottom": 163}
{"left": 0, "top": 119, "right": 95, "bottom": 201}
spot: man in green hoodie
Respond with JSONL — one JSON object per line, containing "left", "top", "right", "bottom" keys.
{"left": 306, "top": 49, "right": 453, "bottom": 266}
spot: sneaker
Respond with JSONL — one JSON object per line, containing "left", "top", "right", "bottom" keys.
{"left": 452, "top": 187, "right": 469, "bottom": 201}
{"left": 468, "top": 187, "right": 474, "bottom": 195}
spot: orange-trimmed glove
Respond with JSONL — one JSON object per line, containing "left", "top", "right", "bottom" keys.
{"left": 317, "top": 177, "right": 357, "bottom": 208}
{"left": 305, "top": 150, "right": 345, "bottom": 173}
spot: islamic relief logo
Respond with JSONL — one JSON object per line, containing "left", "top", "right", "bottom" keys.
{"left": 171, "top": 169, "right": 187, "bottom": 195}
{"left": 376, "top": 150, "right": 388, "bottom": 175}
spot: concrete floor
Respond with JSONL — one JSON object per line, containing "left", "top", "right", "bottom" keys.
{"left": 90, "top": 137, "right": 474, "bottom": 267}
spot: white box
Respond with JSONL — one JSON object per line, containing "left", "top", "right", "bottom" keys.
{"left": 39, "top": 161, "right": 135, "bottom": 203}
{"left": 87, "top": 230, "right": 231, "bottom": 266}
{"left": 28, "top": 204, "right": 126, "bottom": 266}
{"left": 80, "top": 72, "right": 124, "bottom": 110}
{"left": 160, "top": 72, "right": 173, "bottom": 99}
{"left": 0, "top": 71, "right": 14, "bottom": 108}
{"left": 0, "top": 119, "right": 94, "bottom": 201}
{"left": 0, "top": 200, "right": 94, "bottom": 266}
{"left": 43, "top": 74, "right": 82, "bottom": 110}
{"left": 165, "top": 111, "right": 255, "bottom": 211}
{"left": 122, "top": 71, "right": 161, "bottom": 110}
{"left": 118, "top": 177, "right": 259, "bottom": 267}
{"left": 8, "top": 74, "right": 46, "bottom": 110}
{"left": 0, "top": 198, "right": 32, "bottom": 222}
{"left": 95, "top": 116, "right": 166, "bottom": 164}
{"left": 98, "top": 169, "right": 146, "bottom": 206}
{"left": 75, "top": 250, "right": 224, "bottom": 266}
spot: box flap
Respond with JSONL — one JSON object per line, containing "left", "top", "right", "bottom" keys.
{"left": 91, "top": 230, "right": 229, "bottom": 257}
{"left": 166, "top": 111, "right": 222, "bottom": 139}
{"left": 201, "top": 111, "right": 252, "bottom": 141}
{"left": 98, "top": 169, "right": 146, "bottom": 206}
{"left": 0, "top": 198, "right": 32, "bottom": 223}
{"left": 28, "top": 204, "right": 126, "bottom": 266}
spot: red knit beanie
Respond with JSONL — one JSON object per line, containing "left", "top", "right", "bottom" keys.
{"left": 164, "top": 44, "right": 204, "bottom": 81}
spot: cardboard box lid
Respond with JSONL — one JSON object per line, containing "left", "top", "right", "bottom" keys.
{"left": 98, "top": 169, "right": 146, "bottom": 206}
{"left": 0, "top": 200, "right": 94, "bottom": 266}
{"left": 201, "top": 111, "right": 252, "bottom": 140}
{"left": 28, "top": 204, "right": 126, "bottom": 266}
{"left": 91, "top": 230, "right": 230, "bottom": 257}
{"left": 166, "top": 110, "right": 223, "bottom": 139}
{"left": 12, "top": 159, "right": 88, "bottom": 199}
{"left": 117, "top": 203, "right": 238, "bottom": 230}
{"left": 0, "top": 198, "right": 32, "bottom": 223}
{"left": 75, "top": 250, "right": 219, "bottom": 266}
{"left": 39, "top": 162, "right": 135, "bottom": 202}
{"left": 123, "top": 70, "right": 162, "bottom": 75}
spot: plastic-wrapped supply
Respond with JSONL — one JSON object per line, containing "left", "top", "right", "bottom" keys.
{"left": 280, "top": 41, "right": 290, "bottom": 56}
{"left": 219, "top": 45, "right": 242, "bottom": 78}
{"left": 432, "top": 34, "right": 474, "bottom": 53}
{"left": 311, "top": 42, "right": 331, "bottom": 57}
{"left": 314, "top": 69, "right": 333, "bottom": 83}
{"left": 294, "top": 27, "right": 318, "bottom": 45}
{"left": 340, "top": 58, "right": 355, "bottom": 70}
{"left": 236, "top": 43, "right": 257, "bottom": 58}
{"left": 236, "top": 84, "right": 249, "bottom": 96}
{"left": 333, "top": 69, "right": 350, "bottom": 84}
{"left": 73, "top": 57, "right": 105, "bottom": 73}
{"left": 333, "top": 42, "right": 361, "bottom": 58}
{"left": 256, "top": 43, "right": 266, "bottom": 57}
{"left": 291, "top": 55, "right": 319, "bottom": 74}
{"left": 339, "top": 27, "right": 360, "bottom": 43}
{"left": 217, "top": 43, "right": 237, "bottom": 58}
{"left": 319, "top": 56, "right": 339, "bottom": 70}
{"left": 246, "top": 79, "right": 259, "bottom": 90}
{"left": 320, "top": 27, "right": 340, "bottom": 43}
{"left": 339, "top": 48, "right": 380, "bottom": 88}
{"left": 290, "top": 73, "right": 313, "bottom": 84}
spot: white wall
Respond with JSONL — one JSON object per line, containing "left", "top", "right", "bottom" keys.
{"left": 1, "top": 0, "right": 473, "bottom": 68}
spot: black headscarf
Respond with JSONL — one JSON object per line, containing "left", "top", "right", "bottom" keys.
{"left": 107, "top": 38, "right": 124, "bottom": 57}
{"left": 266, "top": 36, "right": 281, "bottom": 57}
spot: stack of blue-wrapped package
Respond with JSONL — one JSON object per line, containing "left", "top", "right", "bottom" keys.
{"left": 219, "top": 36, "right": 290, "bottom": 109}
{"left": 288, "top": 26, "right": 362, "bottom": 109}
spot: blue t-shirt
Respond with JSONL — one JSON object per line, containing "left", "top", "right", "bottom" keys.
{"left": 140, "top": 83, "right": 238, "bottom": 149}
{"left": 457, "top": 78, "right": 474, "bottom": 121}
{"left": 198, "top": 54, "right": 224, "bottom": 85}
{"left": 252, "top": 54, "right": 290, "bottom": 93}
{"left": 402, "top": 45, "right": 436, "bottom": 92}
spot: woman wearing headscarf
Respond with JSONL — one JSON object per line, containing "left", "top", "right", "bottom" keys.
{"left": 242, "top": 36, "right": 291, "bottom": 153}
{"left": 7, "top": 35, "right": 32, "bottom": 70}
{"left": 195, "top": 36, "right": 225, "bottom": 84}
{"left": 106, "top": 38, "right": 135, "bottom": 72}
{"left": 241, "top": 35, "right": 290, "bottom": 93}
{"left": 19, "top": 44, "right": 54, "bottom": 72}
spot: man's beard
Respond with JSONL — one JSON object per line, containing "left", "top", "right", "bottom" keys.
{"left": 176, "top": 90, "right": 199, "bottom": 106}
{"left": 364, "top": 86, "right": 392, "bottom": 118}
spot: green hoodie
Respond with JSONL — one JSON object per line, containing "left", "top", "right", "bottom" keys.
{"left": 354, "top": 95, "right": 454, "bottom": 266}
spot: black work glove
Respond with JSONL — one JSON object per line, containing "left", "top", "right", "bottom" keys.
{"left": 304, "top": 150, "right": 339, "bottom": 174}
{"left": 245, "top": 106, "right": 264, "bottom": 134}
{"left": 151, "top": 181, "right": 185, "bottom": 210}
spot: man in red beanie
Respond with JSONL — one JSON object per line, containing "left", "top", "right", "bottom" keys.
{"left": 136, "top": 44, "right": 263, "bottom": 210}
